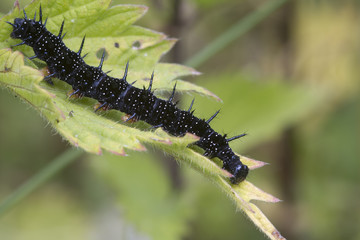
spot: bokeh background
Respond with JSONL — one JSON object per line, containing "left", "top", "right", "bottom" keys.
{"left": 1, "top": 0, "right": 359, "bottom": 239}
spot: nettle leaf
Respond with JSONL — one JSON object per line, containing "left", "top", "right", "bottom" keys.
{"left": 0, "top": 0, "right": 284, "bottom": 239}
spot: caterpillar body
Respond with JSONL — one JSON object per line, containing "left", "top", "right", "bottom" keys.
{"left": 7, "top": 7, "right": 249, "bottom": 184}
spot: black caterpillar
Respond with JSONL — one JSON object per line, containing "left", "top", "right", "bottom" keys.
{"left": 7, "top": 6, "right": 249, "bottom": 184}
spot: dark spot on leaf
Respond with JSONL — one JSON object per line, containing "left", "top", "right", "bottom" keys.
{"left": 55, "top": 119, "right": 60, "bottom": 123}
{"left": 132, "top": 40, "right": 141, "bottom": 49}
{"left": 114, "top": 42, "right": 119, "bottom": 48}
{"left": 96, "top": 48, "right": 108, "bottom": 60}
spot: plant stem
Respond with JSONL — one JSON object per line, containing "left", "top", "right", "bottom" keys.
{"left": 185, "top": 0, "right": 290, "bottom": 68}
{"left": 0, "top": 149, "right": 83, "bottom": 217}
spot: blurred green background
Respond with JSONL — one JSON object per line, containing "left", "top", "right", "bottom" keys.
{"left": 1, "top": 0, "right": 359, "bottom": 239}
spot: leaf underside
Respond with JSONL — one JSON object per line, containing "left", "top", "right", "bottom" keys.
{"left": 0, "top": 0, "right": 285, "bottom": 239}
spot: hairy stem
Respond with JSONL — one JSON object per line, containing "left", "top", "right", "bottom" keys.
{"left": 0, "top": 149, "right": 83, "bottom": 217}
{"left": 185, "top": 0, "right": 290, "bottom": 68}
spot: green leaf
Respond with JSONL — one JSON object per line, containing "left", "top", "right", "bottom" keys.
{"left": 0, "top": 1, "right": 284, "bottom": 239}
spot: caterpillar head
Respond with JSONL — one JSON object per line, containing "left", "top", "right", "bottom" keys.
{"left": 9, "top": 18, "right": 29, "bottom": 39}
{"left": 230, "top": 164, "right": 249, "bottom": 184}
{"left": 228, "top": 155, "right": 249, "bottom": 184}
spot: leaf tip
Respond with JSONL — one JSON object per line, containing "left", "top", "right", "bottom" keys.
{"left": 272, "top": 230, "right": 286, "bottom": 240}
{"left": 166, "top": 38, "right": 178, "bottom": 49}
{"left": 13, "top": 0, "right": 20, "bottom": 10}
{"left": 68, "top": 138, "right": 79, "bottom": 147}
{"left": 272, "top": 197, "right": 282, "bottom": 203}
{"left": 150, "top": 137, "right": 172, "bottom": 145}
{"left": 136, "top": 5, "right": 149, "bottom": 18}
{"left": 212, "top": 93, "right": 222, "bottom": 102}
{"left": 135, "top": 143, "right": 147, "bottom": 152}
{"left": 196, "top": 89, "right": 221, "bottom": 102}
{"left": 96, "top": 148, "right": 103, "bottom": 155}
{"left": 109, "top": 148, "right": 127, "bottom": 156}
{"left": 240, "top": 156, "right": 268, "bottom": 170}
{"left": 192, "top": 69, "right": 202, "bottom": 76}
